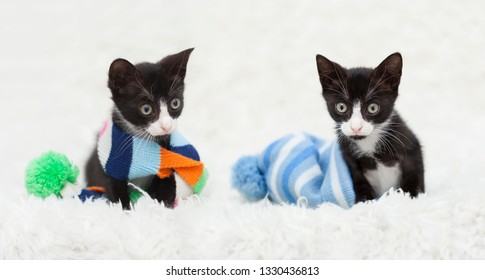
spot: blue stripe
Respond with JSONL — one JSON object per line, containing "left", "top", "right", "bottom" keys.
{"left": 306, "top": 133, "right": 325, "bottom": 148}
{"left": 300, "top": 175, "right": 325, "bottom": 207}
{"left": 318, "top": 145, "right": 332, "bottom": 174}
{"left": 280, "top": 146, "right": 315, "bottom": 203}
{"left": 287, "top": 155, "right": 318, "bottom": 197}
{"left": 333, "top": 142, "right": 355, "bottom": 207}
{"left": 320, "top": 145, "right": 341, "bottom": 207}
{"left": 78, "top": 188, "right": 103, "bottom": 202}
{"left": 263, "top": 135, "right": 288, "bottom": 171}
{"left": 263, "top": 135, "right": 290, "bottom": 187}
{"left": 320, "top": 175, "right": 338, "bottom": 206}
{"left": 105, "top": 124, "right": 133, "bottom": 180}
{"left": 263, "top": 141, "right": 277, "bottom": 170}
{"left": 129, "top": 137, "right": 160, "bottom": 179}
{"left": 263, "top": 137, "right": 289, "bottom": 201}
{"left": 273, "top": 137, "right": 302, "bottom": 202}
{"left": 170, "top": 130, "right": 190, "bottom": 147}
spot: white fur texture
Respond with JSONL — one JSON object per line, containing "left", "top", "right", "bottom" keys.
{"left": 364, "top": 162, "right": 402, "bottom": 197}
{"left": 2, "top": 189, "right": 485, "bottom": 259}
{"left": 1, "top": 0, "right": 485, "bottom": 259}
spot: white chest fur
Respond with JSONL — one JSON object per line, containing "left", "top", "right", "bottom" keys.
{"left": 364, "top": 162, "right": 402, "bottom": 197}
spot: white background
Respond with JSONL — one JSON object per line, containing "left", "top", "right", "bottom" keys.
{"left": 1, "top": 0, "right": 485, "bottom": 259}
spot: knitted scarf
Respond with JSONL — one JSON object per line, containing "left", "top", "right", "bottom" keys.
{"left": 232, "top": 133, "right": 355, "bottom": 208}
{"left": 97, "top": 120, "right": 207, "bottom": 194}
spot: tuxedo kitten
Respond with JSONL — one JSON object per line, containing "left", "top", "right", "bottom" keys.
{"left": 85, "top": 48, "right": 194, "bottom": 209}
{"left": 316, "top": 53, "right": 424, "bottom": 203}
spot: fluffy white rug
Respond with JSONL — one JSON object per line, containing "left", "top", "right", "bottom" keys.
{"left": 2, "top": 188, "right": 485, "bottom": 259}
{"left": 1, "top": 0, "right": 485, "bottom": 259}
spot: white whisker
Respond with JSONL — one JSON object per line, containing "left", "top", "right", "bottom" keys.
{"left": 321, "top": 73, "right": 348, "bottom": 97}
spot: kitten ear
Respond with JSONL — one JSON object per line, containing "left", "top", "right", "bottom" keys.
{"left": 158, "top": 48, "right": 194, "bottom": 81}
{"left": 371, "top": 52, "right": 402, "bottom": 90}
{"left": 108, "top": 58, "right": 137, "bottom": 90}
{"left": 316, "top": 54, "right": 347, "bottom": 92}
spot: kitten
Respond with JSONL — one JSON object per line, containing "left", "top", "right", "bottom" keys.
{"left": 85, "top": 48, "right": 194, "bottom": 210}
{"left": 315, "top": 53, "right": 424, "bottom": 203}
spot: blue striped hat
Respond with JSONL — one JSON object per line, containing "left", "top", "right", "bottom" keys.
{"left": 232, "top": 133, "right": 355, "bottom": 208}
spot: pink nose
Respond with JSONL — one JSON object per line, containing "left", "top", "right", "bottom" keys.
{"left": 160, "top": 120, "right": 172, "bottom": 132}
{"left": 351, "top": 126, "right": 362, "bottom": 133}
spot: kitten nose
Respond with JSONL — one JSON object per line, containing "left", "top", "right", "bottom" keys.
{"left": 160, "top": 119, "right": 172, "bottom": 132}
{"left": 350, "top": 119, "right": 363, "bottom": 133}
{"left": 351, "top": 126, "right": 362, "bottom": 133}
{"left": 161, "top": 124, "right": 172, "bottom": 132}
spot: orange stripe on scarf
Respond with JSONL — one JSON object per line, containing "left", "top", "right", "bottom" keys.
{"left": 86, "top": 186, "right": 106, "bottom": 193}
{"left": 157, "top": 148, "right": 204, "bottom": 186}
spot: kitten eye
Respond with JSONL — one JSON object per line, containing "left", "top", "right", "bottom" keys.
{"left": 367, "top": 103, "right": 380, "bottom": 114}
{"left": 140, "top": 104, "right": 153, "bottom": 115}
{"left": 335, "top": 102, "right": 348, "bottom": 114}
{"left": 170, "top": 98, "right": 181, "bottom": 110}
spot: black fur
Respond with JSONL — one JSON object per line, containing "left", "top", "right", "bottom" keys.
{"left": 85, "top": 48, "right": 194, "bottom": 210}
{"left": 316, "top": 53, "right": 425, "bottom": 203}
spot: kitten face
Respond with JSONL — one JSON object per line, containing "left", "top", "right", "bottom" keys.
{"left": 316, "top": 53, "right": 402, "bottom": 141}
{"left": 339, "top": 101, "right": 376, "bottom": 138}
{"left": 145, "top": 102, "right": 180, "bottom": 136}
{"left": 107, "top": 48, "right": 194, "bottom": 138}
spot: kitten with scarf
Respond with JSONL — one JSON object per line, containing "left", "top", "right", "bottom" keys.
{"left": 85, "top": 48, "right": 206, "bottom": 209}
{"left": 316, "top": 53, "right": 424, "bottom": 202}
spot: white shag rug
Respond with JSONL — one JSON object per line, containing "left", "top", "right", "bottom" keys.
{"left": 2, "top": 188, "right": 485, "bottom": 259}
{"left": 1, "top": 0, "right": 485, "bottom": 259}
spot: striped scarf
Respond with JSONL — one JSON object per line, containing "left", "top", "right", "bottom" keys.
{"left": 232, "top": 133, "right": 355, "bottom": 208}
{"left": 97, "top": 120, "right": 207, "bottom": 194}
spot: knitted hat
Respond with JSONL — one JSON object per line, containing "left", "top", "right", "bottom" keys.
{"left": 232, "top": 133, "right": 355, "bottom": 208}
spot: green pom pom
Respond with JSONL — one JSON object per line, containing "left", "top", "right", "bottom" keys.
{"left": 25, "top": 151, "right": 79, "bottom": 198}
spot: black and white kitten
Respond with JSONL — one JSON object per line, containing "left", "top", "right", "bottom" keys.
{"left": 316, "top": 53, "right": 424, "bottom": 203}
{"left": 85, "top": 48, "right": 194, "bottom": 210}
